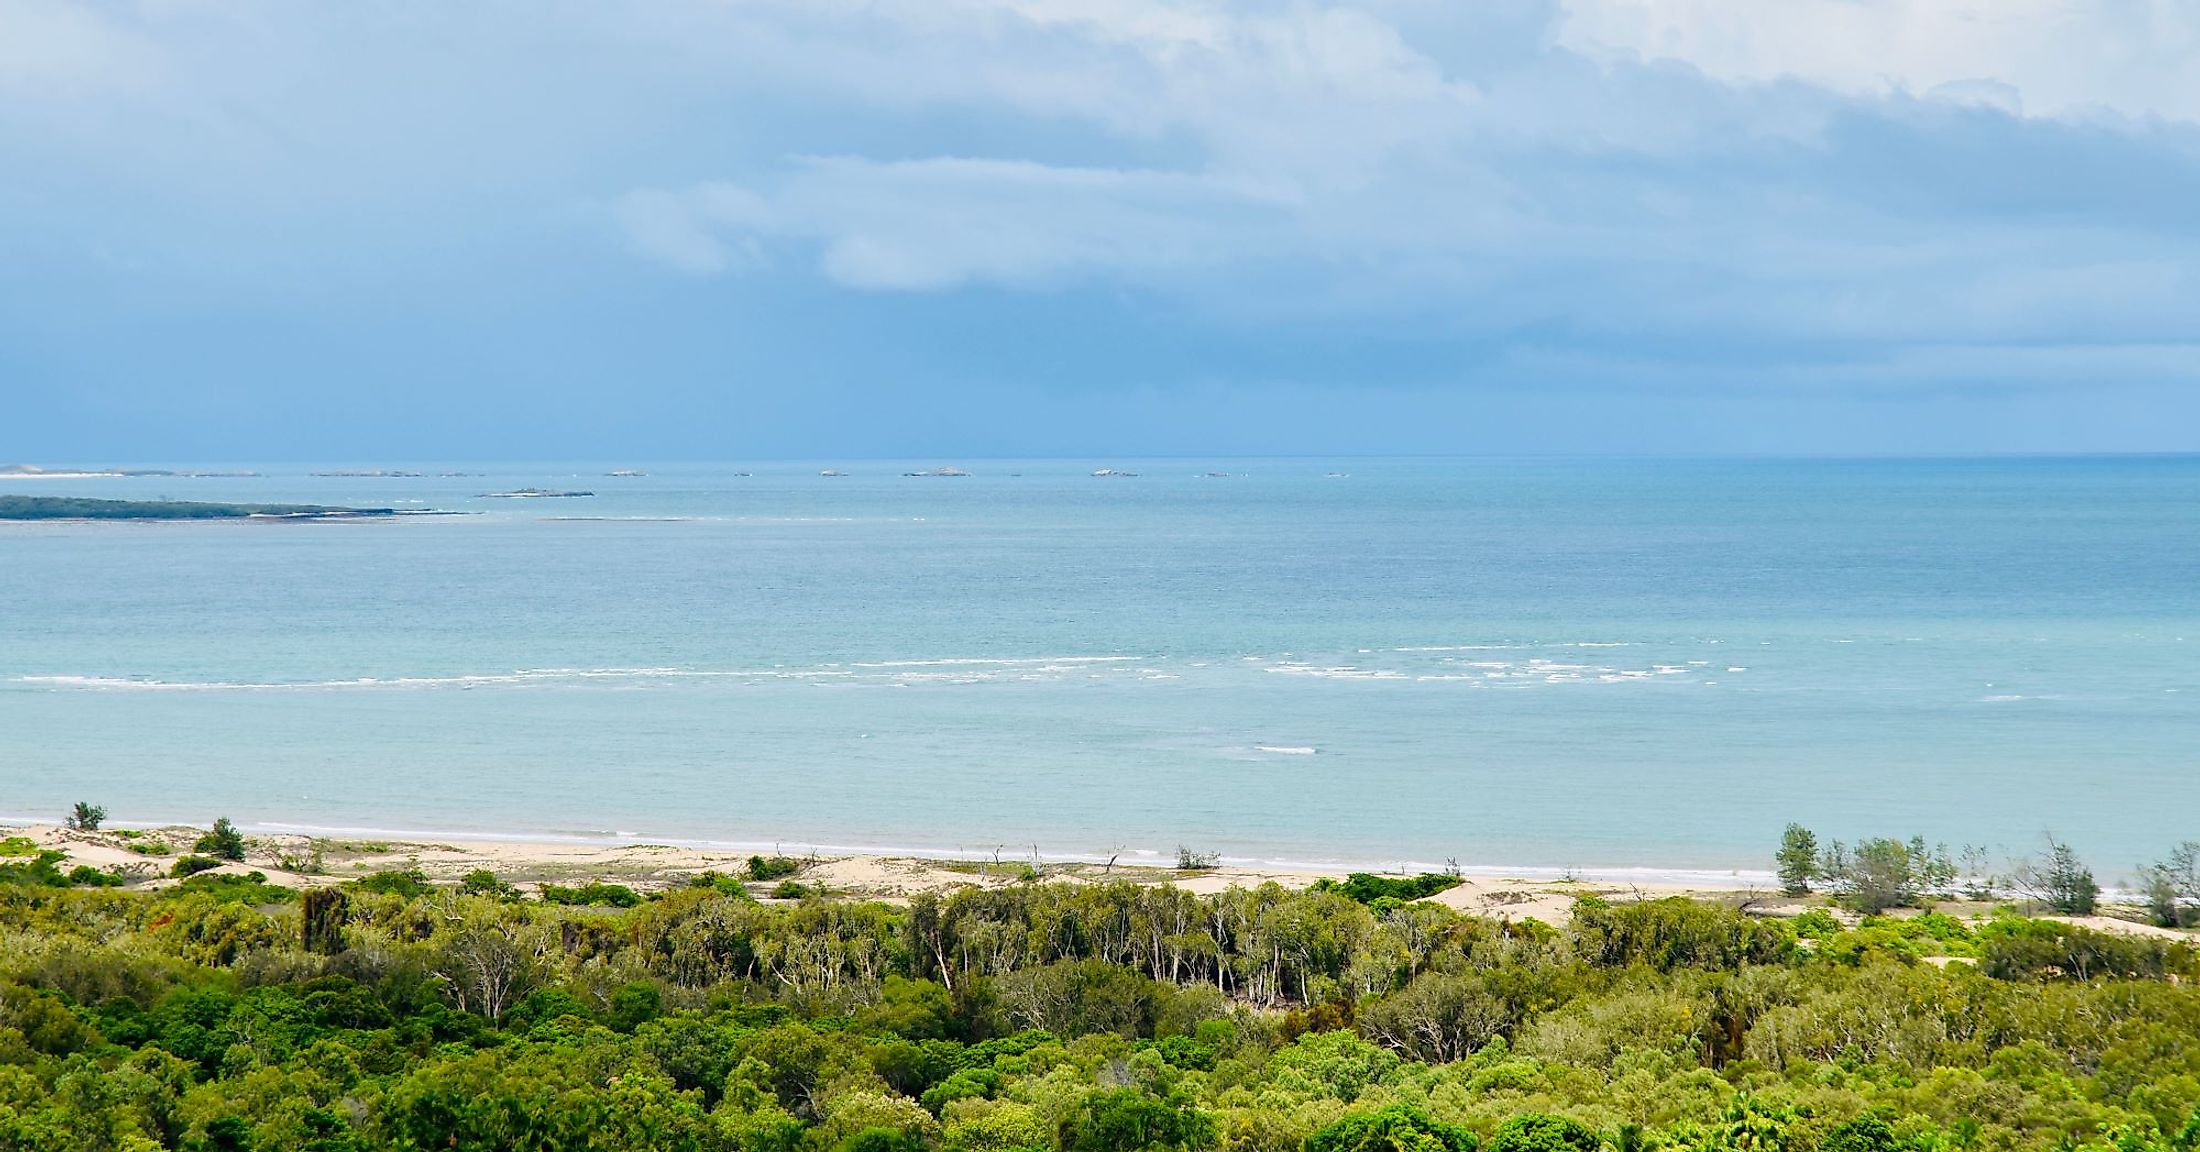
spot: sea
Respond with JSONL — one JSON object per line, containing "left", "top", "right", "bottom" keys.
{"left": 3, "top": 457, "right": 2196, "bottom": 880}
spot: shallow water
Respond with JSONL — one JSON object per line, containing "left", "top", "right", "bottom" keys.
{"left": 4, "top": 457, "right": 2196, "bottom": 873}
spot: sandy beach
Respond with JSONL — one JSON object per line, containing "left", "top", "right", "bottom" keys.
{"left": 14, "top": 817, "right": 2189, "bottom": 940}
{"left": 6, "top": 819, "right": 1770, "bottom": 926}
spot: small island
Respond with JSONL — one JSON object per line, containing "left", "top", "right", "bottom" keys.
{"left": 0, "top": 495, "right": 398, "bottom": 521}
{"left": 480, "top": 488, "right": 594, "bottom": 498}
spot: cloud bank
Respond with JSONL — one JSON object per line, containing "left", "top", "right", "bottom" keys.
{"left": 3, "top": 0, "right": 2197, "bottom": 456}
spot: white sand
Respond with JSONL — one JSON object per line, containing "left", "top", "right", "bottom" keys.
{"left": 8, "top": 820, "right": 2193, "bottom": 938}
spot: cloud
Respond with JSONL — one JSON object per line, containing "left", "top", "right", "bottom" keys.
{"left": 607, "top": 0, "right": 2200, "bottom": 365}
{"left": 4, "top": 0, "right": 2199, "bottom": 456}
{"left": 0, "top": 0, "right": 163, "bottom": 97}
{"left": 621, "top": 158, "right": 1298, "bottom": 290}
{"left": 1554, "top": 0, "right": 2200, "bottom": 122}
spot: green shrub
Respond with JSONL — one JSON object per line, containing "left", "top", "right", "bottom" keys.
{"left": 1071, "top": 1087, "right": 1215, "bottom": 1152}
{"left": 353, "top": 869, "right": 432, "bottom": 898}
{"left": 65, "top": 865, "right": 122, "bottom": 888}
{"left": 1486, "top": 1115, "right": 1600, "bottom": 1152}
{"left": 173, "top": 870, "right": 294, "bottom": 904}
{"left": 540, "top": 882, "right": 642, "bottom": 907}
{"left": 1316, "top": 873, "right": 1463, "bottom": 904}
{"left": 0, "top": 845, "right": 71, "bottom": 887}
{"left": 1979, "top": 917, "right": 2193, "bottom": 981}
{"left": 194, "top": 817, "right": 247, "bottom": 862}
{"left": 748, "top": 854, "right": 803, "bottom": 881}
{"left": 1777, "top": 824, "right": 1819, "bottom": 895}
{"left": 459, "top": 869, "right": 520, "bottom": 899}
{"left": 1305, "top": 1104, "right": 1478, "bottom": 1152}
{"left": 1791, "top": 909, "right": 1841, "bottom": 939}
{"left": 688, "top": 870, "right": 755, "bottom": 898}
{"left": 171, "top": 854, "right": 225, "bottom": 878}
{"left": 1817, "top": 837, "right": 1955, "bottom": 913}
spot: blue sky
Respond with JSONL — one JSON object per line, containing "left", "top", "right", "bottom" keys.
{"left": 3, "top": 0, "right": 2198, "bottom": 459}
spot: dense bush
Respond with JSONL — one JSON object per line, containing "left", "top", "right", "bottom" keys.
{"left": 0, "top": 872, "right": 2194, "bottom": 1152}
{"left": 540, "top": 881, "right": 644, "bottom": 907}
{"left": 193, "top": 816, "right": 248, "bottom": 862}
{"left": 1316, "top": 873, "right": 1465, "bottom": 905}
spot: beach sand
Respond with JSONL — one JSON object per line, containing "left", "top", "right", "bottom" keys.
{"left": 9, "top": 821, "right": 2190, "bottom": 939}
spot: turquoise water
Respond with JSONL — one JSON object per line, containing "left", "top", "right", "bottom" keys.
{"left": 3, "top": 458, "right": 2196, "bottom": 874}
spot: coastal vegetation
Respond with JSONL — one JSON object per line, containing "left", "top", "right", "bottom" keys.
{"left": 0, "top": 496, "right": 392, "bottom": 521}
{"left": 1, "top": 825, "right": 2198, "bottom": 1152}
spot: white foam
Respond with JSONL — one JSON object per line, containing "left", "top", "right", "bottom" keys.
{"left": 852, "top": 656, "right": 1140, "bottom": 668}
{"left": 1255, "top": 745, "right": 1318, "bottom": 755}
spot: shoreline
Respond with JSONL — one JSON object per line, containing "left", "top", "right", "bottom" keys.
{"left": 4, "top": 817, "right": 1776, "bottom": 926}
{"left": 9, "top": 817, "right": 2189, "bottom": 939}
{"left": 0, "top": 812, "right": 1775, "bottom": 890}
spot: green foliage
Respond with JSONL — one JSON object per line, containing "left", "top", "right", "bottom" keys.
{"left": 304, "top": 886, "right": 350, "bottom": 954}
{"left": 65, "top": 802, "right": 106, "bottom": 831}
{"left": 174, "top": 870, "right": 296, "bottom": 904}
{"left": 1791, "top": 909, "right": 1841, "bottom": 939}
{"left": 2141, "top": 843, "right": 2200, "bottom": 928}
{"left": 1306, "top": 1104, "right": 1478, "bottom": 1152}
{"left": 0, "top": 842, "right": 80, "bottom": 887}
{"left": 1572, "top": 896, "right": 1795, "bottom": 970}
{"left": 349, "top": 868, "right": 433, "bottom": 898}
{"left": 194, "top": 817, "right": 247, "bottom": 862}
{"left": 1176, "top": 847, "right": 1221, "bottom": 871}
{"left": 459, "top": 868, "right": 521, "bottom": 900}
{"left": 2016, "top": 836, "right": 2099, "bottom": 915}
{"left": 1777, "top": 824, "right": 1818, "bottom": 896}
{"left": 540, "top": 881, "right": 644, "bottom": 907}
{"left": 1820, "top": 1116, "right": 1898, "bottom": 1152}
{"left": 171, "top": 854, "right": 225, "bottom": 877}
{"left": 688, "top": 870, "right": 756, "bottom": 898}
{"left": 0, "top": 875, "right": 2192, "bottom": 1152}
{"left": 1071, "top": 1087, "right": 1215, "bottom": 1152}
{"left": 65, "top": 864, "right": 123, "bottom": 887}
{"left": 1979, "top": 916, "right": 2194, "bottom": 981}
{"left": 1487, "top": 1114, "right": 1601, "bottom": 1152}
{"left": 1316, "top": 873, "right": 1464, "bottom": 904}
{"left": 749, "top": 854, "right": 804, "bottom": 880}
{"left": 1817, "top": 837, "right": 1956, "bottom": 914}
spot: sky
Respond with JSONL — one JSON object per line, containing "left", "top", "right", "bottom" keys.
{"left": 2, "top": 0, "right": 2198, "bottom": 460}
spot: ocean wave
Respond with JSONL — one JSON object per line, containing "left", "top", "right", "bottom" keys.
{"left": 12, "top": 658, "right": 1161, "bottom": 693}
{"left": 850, "top": 656, "right": 1141, "bottom": 668}
{"left": 17, "top": 649, "right": 1732, "bottom": 694}
{"left": 1254, "top": 745, "right": 1318, "bottom": 755}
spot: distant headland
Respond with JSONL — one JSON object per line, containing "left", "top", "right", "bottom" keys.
{"left": 0, "top": 495, "right": 403, "bottom": 521}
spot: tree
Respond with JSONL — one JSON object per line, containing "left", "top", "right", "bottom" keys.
{"left": 195, "top": 817, "right": 246, "bottom": 862}
{"left": 434, "top": 921, "right": 540, "bottom": 1024}
{"left": 1486, "top": 1115, "right": 1601, "bottom": 1152}
{"left": 2139, "top": 842, "right": 2200, "bottom": 928}
{"left": 1775, "top": 825, "right": 1817, "bottom": 896}
{"left": 1816, "top": 837, "right": 1954, "bottom": 914}
{"left": 1070, "top": 1088, "right": 1215, "bottom": 1152}
{"left": 303, "top": 886, "right": 349, "bottom": 955}
{"left": 1305, "top": 1105, "right": 1478, "bottom": 1152}
{"left": 2014, "top": 835, "right": 2098, "bottom": 915}
{"left": 1358, "top": 972, "right": 1509, "bottom": 1063}
{"left": 64, "top": 802, "right": 105, "bottom": 832}
{"left": 1820, "top": 1117, "right": 1898, "bottom": 1152}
